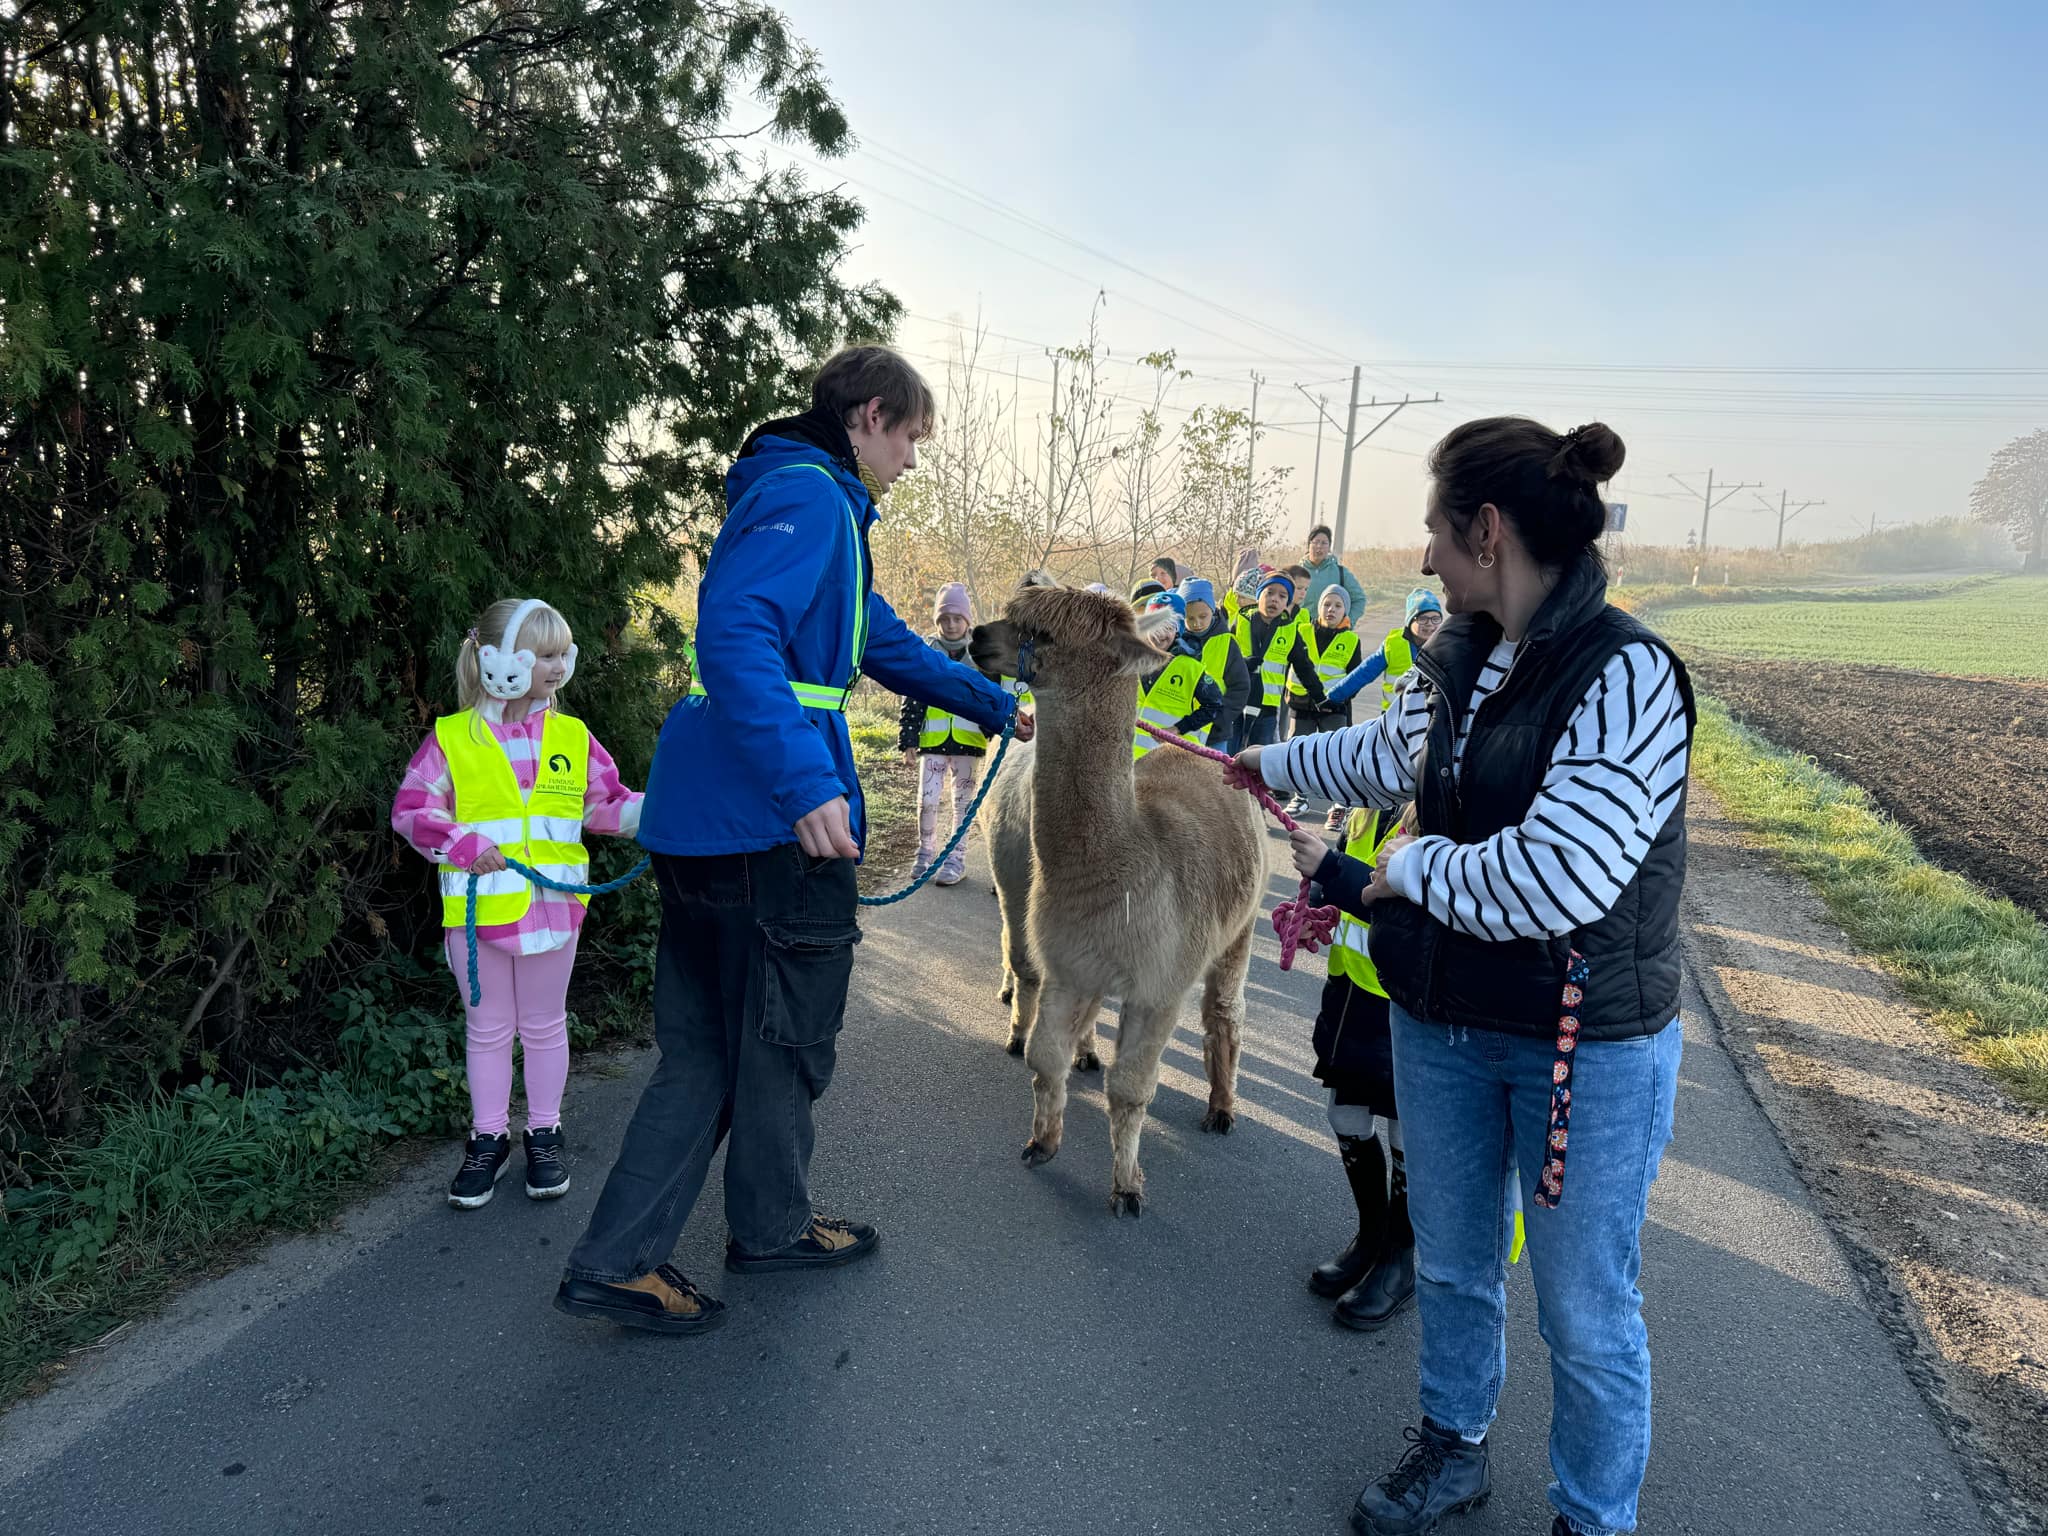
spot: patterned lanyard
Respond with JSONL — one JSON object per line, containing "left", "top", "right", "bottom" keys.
{"left": 1535, "top": 949, "right": 1590, "bottom": 1210}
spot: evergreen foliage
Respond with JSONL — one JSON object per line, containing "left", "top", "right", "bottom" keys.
{"left": 0, "top": 2, "right": 895, "bottom": 1155}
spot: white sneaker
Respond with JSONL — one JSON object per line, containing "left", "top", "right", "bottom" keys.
{"left": 934, "top": 863, "right": 966, "bottom": 887}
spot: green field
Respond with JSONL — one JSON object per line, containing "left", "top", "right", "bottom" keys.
{"left": 1654, "top": 576, "right": 2048, "bottom": 677}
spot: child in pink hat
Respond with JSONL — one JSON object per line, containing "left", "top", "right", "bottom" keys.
{"left": 896, "top": 583, "right": 992, "bottom": 885}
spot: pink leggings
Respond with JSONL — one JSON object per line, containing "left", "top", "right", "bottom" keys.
{"left": 443, "top": 931, "right": 577, "bottom": 1137}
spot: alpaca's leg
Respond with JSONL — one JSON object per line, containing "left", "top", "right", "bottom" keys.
{"left": 1102, "top": 1001, "right": 1179, "bottom": 1216}
{"left": 1198, "top": 921, "right": 1256, "bottom": 1134}
{"left": 1010, "top": 970, "right": 1042, "bottom": 1059}
{"left": 993, "top": 867, "right": 1032, "bottom": 1050}
{"left": 1021, "top": 985, "right": 1090, "bottom": 1166}
{"left": 1072, "top": 995, "right": 1105, "bottom": 1073}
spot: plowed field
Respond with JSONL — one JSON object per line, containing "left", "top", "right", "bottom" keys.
{"left": 1691, "top": 656, "right": 2048, "bottom": 917}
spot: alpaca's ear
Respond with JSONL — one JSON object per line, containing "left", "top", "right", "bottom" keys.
{"left": 1134, "top": 608, "right": 1179, "bottom": 645}
{"left": 1113, "top": 614, "right": 1177, "bottom": 675}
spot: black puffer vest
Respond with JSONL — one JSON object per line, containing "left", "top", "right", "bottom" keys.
{"left": 1367, "top": 553, "right": 1696, "bottom": 1041}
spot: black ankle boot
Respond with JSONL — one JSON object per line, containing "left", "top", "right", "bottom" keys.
{"left": 1335, "top": 1165, "right": 1416, "bottom": 1330}
{"left": 1310, "top": 1134, "right": 1387, "bottom": 1298}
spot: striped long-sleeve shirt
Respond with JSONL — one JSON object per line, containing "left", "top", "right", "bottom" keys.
{"left": 391, "top": 702, "right": 643, "bottom": 956}
{"left": 1263, "top": 639, "right": 1690, "bottom": 943}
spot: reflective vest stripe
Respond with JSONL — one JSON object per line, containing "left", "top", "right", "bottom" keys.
{"left": 919, "top": 709, "right": 988, "bottom": 750}
{"left": 1294, "top": 628, "right": 1361, "bottom": 694}
{"left": 688, "top": 465, "right": 867, "bottom": 712}
{"left": 435, "top": 711, "right": 591, "bottom": 928}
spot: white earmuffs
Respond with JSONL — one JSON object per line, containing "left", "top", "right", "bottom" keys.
{"left": 475, "top": 599, "right": 577, "bottom": 712}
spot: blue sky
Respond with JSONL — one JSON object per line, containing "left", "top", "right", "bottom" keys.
{"left": 774, "top": 1, "right": 2048, "bottom": 549}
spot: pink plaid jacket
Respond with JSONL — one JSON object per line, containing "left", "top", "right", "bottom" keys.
{"left": 392, "top": 702, "right": 643, "bottom": 956}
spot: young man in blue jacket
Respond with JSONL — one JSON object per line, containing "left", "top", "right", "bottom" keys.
{"left": 556, "top": 347, "right": 1030, "bottom": 1336}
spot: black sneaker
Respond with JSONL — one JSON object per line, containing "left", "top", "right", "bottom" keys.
{"left": 447, "top": 1132, "right": 512, "bottom": 1209}
{"left": 1350, "top": 1421, "right": 1491, "bottom": 1536}
{"left": 554, "top": 1263, "right": 727, "bottom": 1336}
{"left": 523, "top": 1124, "right": 570, "bottom": 1200}
{"left": 725, "top": 1213, "right": 880, "bottom": 1274}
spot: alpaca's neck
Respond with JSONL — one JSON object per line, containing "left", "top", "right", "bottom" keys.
{"left": 1030, "top": 679, "right": 1139, "bottom": 871}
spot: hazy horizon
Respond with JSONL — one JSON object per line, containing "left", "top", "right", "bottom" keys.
{"left": 765, "top": 0, "right": 2046, "bottom": 552}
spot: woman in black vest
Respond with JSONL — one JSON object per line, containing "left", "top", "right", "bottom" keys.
{"left": 1238, "top": 418, "right": 1694, "bottom": 1536}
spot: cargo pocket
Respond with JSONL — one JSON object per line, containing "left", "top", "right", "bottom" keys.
{"left": 756, "top": 917, "right": 863, "bottom": 1048}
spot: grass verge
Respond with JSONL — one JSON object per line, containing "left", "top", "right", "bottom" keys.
{"left": 1693, "top": 699, "right": 2048, "bottom": 1108}
{"left": 1, "top": 876, "right": 658, "bottom": 1408}
{"left": 847, "top": 686, "right": 923, "bottom": 894}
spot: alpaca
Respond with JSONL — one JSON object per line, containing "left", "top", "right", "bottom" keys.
{"left": 983, "top": 740, "right": 1103, "bottom": 1072}
{"left": 969, "top": 585, "right": 1266, "bottom": 1216}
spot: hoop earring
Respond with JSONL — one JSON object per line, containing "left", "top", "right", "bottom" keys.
{"left": 1477, "top": 552, "right": 1496, "bottom": 569}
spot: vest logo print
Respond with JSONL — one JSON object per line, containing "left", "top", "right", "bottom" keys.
{"left": 548, "top": 753, "right": 572, "bottom": 774}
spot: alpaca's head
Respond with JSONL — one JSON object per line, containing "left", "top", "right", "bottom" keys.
{"left": 970, "top": 583, "right": 1177, "bottom": 696}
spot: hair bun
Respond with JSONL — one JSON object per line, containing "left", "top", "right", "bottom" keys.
{"left": 1549, "top": 422, "right": 1625, "bottom": 486}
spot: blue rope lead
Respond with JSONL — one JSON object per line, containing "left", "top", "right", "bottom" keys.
{"left": 465, "top": 855, "right": 651, "bottom": 1007}
{"left": 859, "top": 710, "right": 1018, "bottom": 908}
{"left": 461, "top": 710, "right": 1020, "bottom": 1001}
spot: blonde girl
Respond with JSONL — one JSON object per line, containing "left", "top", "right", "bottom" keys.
{"left": 391, "top": 599, "right": 643, "bottom": 1209}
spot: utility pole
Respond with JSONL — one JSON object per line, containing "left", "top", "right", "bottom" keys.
{"left": 1296, "top": 383, "right": 1328, "bottom": 530}
{"left": 1245, "top": 372, "right": 1263, "bottom": 522}
{"left": 1756, "top": 490, "right": 1824, "bottom": 551}
{"left": 1667, "top": 470, "right": 1760, "bottom": 555}
{"left": 1302, "top": 368, "right": 1443, "bottom": 560}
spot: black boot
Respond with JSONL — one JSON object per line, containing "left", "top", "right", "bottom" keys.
{"left": 1350, "top": 1421, "right": 1490, "bottom": 1536}
{"left": 1310, "top": 1134, "right": 1387, "bottom": 1298}
{"left": 1336, "top": 1152, "right": 1416, "bottom": 1331}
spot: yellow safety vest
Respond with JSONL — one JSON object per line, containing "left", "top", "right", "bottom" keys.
{"left": 1190, "top": 628, "right": 1237, "bottom": 684}
{"left": 687, "top": 464, "right": 869, "bottom": 713}
{"left": 1326, "top": 807, "right": 1400, "bottom": 995}
{"left": 918, "top": 707, "right": 985, "bottom": 751}
{"left": 1376, "top": 630, "right": 1416, "bottom": 714}
{"left": 1133, "top": 654, "right": 1205, "bottom": 758}
{"left": 436, "top": 710, "right": 591, "bottom": 928}
{"left": 1234, "top": 614, "right": 1299, "bottom": 708}
{"left": 1291, "top": 626, "right": 1361, "bottom": 696}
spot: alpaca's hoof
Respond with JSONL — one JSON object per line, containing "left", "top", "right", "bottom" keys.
{"left": 1109, "top": 1189, "right": 1144, "bottom": 1218}
{"left": 1072, "top": 1048, "right": 1102, "bottom": 1073}
{"left": 999, "top": 983, "right": 1015, "bottom": 1006}
{"left": 1021, "top": 1139, "right": 1057, "bottom": 1167}
{"left": 1005, "top": 1036, "right": 1025, "bottom": 1057}
{"left": 1201, "top": 1107, "right": 1235, "bottom": 1135}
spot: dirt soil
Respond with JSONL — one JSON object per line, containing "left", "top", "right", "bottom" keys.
{"left": 1684, "top": 785, "right": 2048, "bottom": 1534}
{"left": 1691, "top": 657, "right": 2048, "bottom": 917}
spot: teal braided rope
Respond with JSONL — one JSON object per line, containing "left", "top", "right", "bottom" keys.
{"left": 465, "top": 855, "right": 651, "bottom": 1007}
{"left": 859, "top": 710, "right": 1018, "bottom": 908}
{"left": 462, "top": 711, "right": 1019, "bottom": 1001}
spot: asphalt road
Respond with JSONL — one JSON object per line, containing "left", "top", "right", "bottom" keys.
{"left": 0, "top": 829, "right": 1992, "bottom": 1535}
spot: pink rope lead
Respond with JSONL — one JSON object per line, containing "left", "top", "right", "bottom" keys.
{"left": 1134, "top": 722, "right": 1340, "bottom": 971}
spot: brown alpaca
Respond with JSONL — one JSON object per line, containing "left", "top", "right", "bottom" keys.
{"left": 970, "top": 586, "right": 1266, "bottom": 1216}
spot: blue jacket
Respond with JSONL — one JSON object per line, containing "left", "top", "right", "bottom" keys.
{"left": 639, "top": 434, "right": 1016, "bottom": 856}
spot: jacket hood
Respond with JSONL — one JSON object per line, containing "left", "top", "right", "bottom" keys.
{"left": 725, "top": 425, "right": 867, "bottom": 518}
{"left": 738, "top": 403, "right": 856, "bottom": 468}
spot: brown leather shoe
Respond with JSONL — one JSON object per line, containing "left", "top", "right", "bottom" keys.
{"left": 554, "top": 1263, "right": 728, "bottom": 1335}
{"left": 725, "top": 1213, "right": 880, "bottom": 1274}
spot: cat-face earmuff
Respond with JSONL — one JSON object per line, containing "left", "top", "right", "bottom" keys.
{"left": 476, "top": 599, "right": 577, "bottom": 702}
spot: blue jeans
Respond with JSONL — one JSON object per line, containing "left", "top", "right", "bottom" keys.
{"left": 1390, "top": 1003, "right": 1681, "bottom": 1536}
